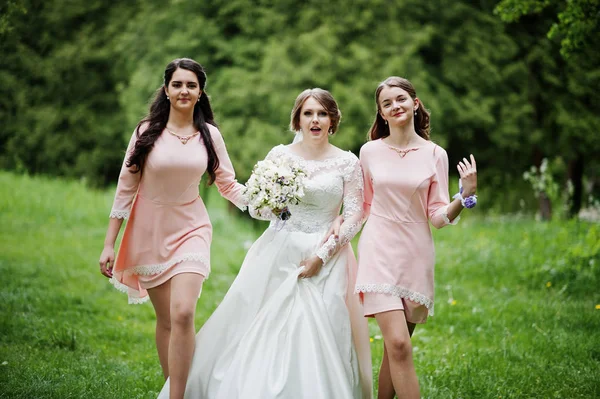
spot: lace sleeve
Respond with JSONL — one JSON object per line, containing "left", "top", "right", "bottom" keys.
{"left": 315, "top": 156, "right": 364, "bottom": 264}
{"left": 109, "top": 128, "right": 142, "bottom": 219}
{"left": 247, "top": 146, "right": 285, "bottom": 221}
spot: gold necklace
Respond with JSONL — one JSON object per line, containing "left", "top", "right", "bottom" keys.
{"left": 387, "top": 146, "right": 419, "bottom": 158}
{"left": 166, "top": 127, "right": 199, "bottom": 145}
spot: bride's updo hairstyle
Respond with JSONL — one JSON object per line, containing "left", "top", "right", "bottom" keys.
{"left": 289, "top": 88, "right": 342, "bottom": 134}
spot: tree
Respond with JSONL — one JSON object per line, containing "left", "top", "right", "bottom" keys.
{"left": 495, "top": 0, "right": 600, "bottom": 217}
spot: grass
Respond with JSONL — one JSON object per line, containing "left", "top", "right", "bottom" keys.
{"left": 1, "top": 171, "right": 599, "bottom": 398}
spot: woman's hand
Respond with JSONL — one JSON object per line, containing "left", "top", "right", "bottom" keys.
{"left": 319, "top": 215, "right": 343, "bottom": 246}
{"left": 298, "top": 256, "right": 324, "bottom": 279}
{"left": 457, "top": 154, "right": 477, "bottom": 197}
{"left": 99, "top": 245, "right": 115, "bottom": 278}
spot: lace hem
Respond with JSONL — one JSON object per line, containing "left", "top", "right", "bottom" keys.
{"left": 442, "top": 213, "right": 460, "bottom": 225}
{"left": 109, "top": 277, "right": 149, "bottom": 305}
{"left": 355, "top": 283, "right": 435, "bottom": 315}
{"left": 109, "top": 209, "right": 130, "bottom": 219}
{"left": 127, "top": 253, "right": 209, "bottom": 276}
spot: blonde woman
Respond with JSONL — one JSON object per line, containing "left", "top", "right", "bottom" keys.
{"left": 159, "top": 89, "right": 372, "bottom": 398}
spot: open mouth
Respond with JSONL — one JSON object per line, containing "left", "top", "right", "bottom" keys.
{"left": 310, "top": 127, "right": 322, "bottom": 133}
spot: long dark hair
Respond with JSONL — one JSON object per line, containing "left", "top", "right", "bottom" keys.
{"left": 126, "top": 58, "right": 220, "bottom": 184}
{"left": 368, "top": 76, "right": 431, "bottom": 141}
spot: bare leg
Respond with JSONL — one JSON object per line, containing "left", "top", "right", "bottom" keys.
{"left": 375, "top": 311, "right": 420, "bottom": 399}
{"left": 167, "top": 273, "right": 205, "bottom": 399}
{"left": 377, "top": 320, "right": 417, "bottom": 399}
{"left": 148, "top": 280, "right": 172, "bottom": 379}
{"left": 377, "top": 344, "right": 395, "bottom": 399}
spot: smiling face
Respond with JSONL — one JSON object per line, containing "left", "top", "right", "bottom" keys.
{"left": 378, "top": 85, "right": 419, "bottom": 128}
{"left": 164, "top": 67, "right": 201, "bottom": 112}
{"left": 298, "top": 96, "right": 332, "bottom": 140}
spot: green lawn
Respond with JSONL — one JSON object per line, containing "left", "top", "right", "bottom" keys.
{"left": 1, "top": 171, "right": 598, "bottom": 398}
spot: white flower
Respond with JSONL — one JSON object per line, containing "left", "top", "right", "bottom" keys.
{"left": 245, "top": 157, "right": 307, "bottom": 220}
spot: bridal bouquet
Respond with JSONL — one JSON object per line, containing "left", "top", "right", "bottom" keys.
{"left": 243, "top": 158, "right": 307, "bottom": 221}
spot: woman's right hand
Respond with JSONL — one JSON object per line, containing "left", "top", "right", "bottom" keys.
{"left": 99, "top": 245, "right": 115, "bottom": 278}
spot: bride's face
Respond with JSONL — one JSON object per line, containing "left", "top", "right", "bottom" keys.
{"left": 299, "top": 97, "right": 332, "bottom": 140}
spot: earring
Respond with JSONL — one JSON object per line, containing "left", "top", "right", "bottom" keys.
{"left": 414, "top": 109, "right": 417, "bottom": 116}
{"left": 166, "top": 95, "right": 170, "bottom": 100}
{"left": 384, "top": 120, "right": 388, "bottom": 125}
{"left": 328, "top": 128, "right": 334, "bottom": 136}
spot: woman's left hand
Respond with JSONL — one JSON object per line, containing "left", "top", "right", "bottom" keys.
{"left": 298, "top": 256, "right": 323, "bottom": 279}
{"left": 319, "top": 215, "right": 343, "bottom": 246}
{"left": 457, "top": 154, "right": 477, "bottom": 197}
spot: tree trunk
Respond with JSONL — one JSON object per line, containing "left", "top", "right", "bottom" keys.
{"left": 568, "top": 154, "right": 584, "bottom": 218}
{"left": 539, "top": 192, "right": 552, "bottom": 221}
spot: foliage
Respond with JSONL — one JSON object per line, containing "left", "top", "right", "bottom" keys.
{"left": 495, "top": 0, "right": 600, "bottom": 58}
{"left": 1, "top": 0, "right": 599, "bottom": 213}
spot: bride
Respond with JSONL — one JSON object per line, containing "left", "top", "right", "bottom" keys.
{"left": 158, "top": 88, "right": 373, "bottom": 399}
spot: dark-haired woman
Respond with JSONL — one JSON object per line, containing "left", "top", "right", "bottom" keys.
{"left": 354, "top": 77, "right": 478, "bottom": 399}
{"left": 98, "top": 58, "right": 245, "bottom": 399}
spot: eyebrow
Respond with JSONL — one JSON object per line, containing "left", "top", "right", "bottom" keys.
{"left": 171, "top": 81, "right": 198, "bottom": 85}
{"left": 381, "top": 95, "right": 405, "bottom": 103}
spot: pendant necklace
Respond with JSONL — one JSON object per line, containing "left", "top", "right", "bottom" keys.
{"left": 166, "top": 127, "right": 199, "bottom": 145}
{"left": 387, "top": 146, "right": 419, "bottom": 158}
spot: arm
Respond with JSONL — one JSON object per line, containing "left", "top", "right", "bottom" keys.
{"left": 318, "top": 145, "right": 369, "bottom": 245}
{"left": 109, "top": 129, "right": 142, "bottom": 219}
{"left": 100, "top": 128, "right": 142, "bottom": 277}
{"left": 429, "top": 147, "right": 473, "bottom": 228}
{"left": 99, "top": 218, "right": 124, "bottom": 278}
{"left": 299, "top": 157, "right": 364, "bottom": 278}
{"left": 447, "top": 154, "right": 478, "bottom": 220}
{"left": 360, "top": 147, "right": 373, "bottom": 223}
{"left": 318, "top": 214, "right": 343, "bottom": 246}
{"left": 211, "top": 127, "right": 247, "bottom": 211}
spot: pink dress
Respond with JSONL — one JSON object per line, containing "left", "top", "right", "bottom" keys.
{"left": 355, "top": 139, "right": 457, "bottom": 323}
{"left": 108, "top": 124, "right": 246, "bottom": 304}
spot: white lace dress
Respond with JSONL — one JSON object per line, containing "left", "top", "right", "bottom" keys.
{"left": 158, "top": 145, "right": 373, "bottom": 399}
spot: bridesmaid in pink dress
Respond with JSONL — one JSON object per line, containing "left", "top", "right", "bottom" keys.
{"left": 98, "top": 58, "right": 245, "bottom": 399}
{"left": 355, "top": 77, "right": 478, "bottom": 399}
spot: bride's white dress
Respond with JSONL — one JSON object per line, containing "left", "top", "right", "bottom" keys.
{"left": 158, "top": 144, "right": 373, "bottom": 399}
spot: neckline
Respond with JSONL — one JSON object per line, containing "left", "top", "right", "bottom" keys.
{"left": 379, "top": 137, "right": 431, "bottom": 152}
{"left": 283, "top": 145, "right": 349, "bottom": 163}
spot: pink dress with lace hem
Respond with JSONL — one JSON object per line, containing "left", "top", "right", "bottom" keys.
{"left": 108, "top": 124, "right": 245, "bottom": 304}
{"left": 355, "top": 139, "right": 457, "bottom": 323}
